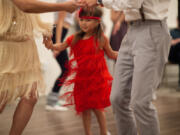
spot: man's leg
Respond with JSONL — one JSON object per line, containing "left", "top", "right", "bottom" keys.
{"left": 130, "top": 21, "right": 170, "bottom": 135}
{"left": 111, "top": 20, "right": 171, "bottom": 135}
{"left": 110, "top": 30, "right": 137, "bottom": 135}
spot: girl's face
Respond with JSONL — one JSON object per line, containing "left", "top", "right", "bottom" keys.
{"left": 78, "top": 18, "right": 99, "bottom": 33}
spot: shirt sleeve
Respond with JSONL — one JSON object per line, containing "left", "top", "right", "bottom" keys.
{"left": 102, "top": 0, "right": 144, "bottom": 11}
{"left": 56, "top": 0, "right": 67, "bottom": 2}
{"left": 65, "top": 35, "right": 74, "bottom": 46}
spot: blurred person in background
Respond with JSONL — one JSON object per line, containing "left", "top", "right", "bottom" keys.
{"left": 107, "top": 10, "right": 127, "bottom": 75}
{"left": 168, "top": 16, "right": 180, "bottom": 91}
{"left": 46, "top": 0, "right": 75, "bottom": 111}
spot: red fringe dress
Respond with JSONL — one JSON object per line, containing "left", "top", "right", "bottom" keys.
{"left": 63, "top": 35, "right": 112, "bottom": 113}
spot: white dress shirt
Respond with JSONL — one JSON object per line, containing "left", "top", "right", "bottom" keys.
{"left": 102, "top": 0, "right": 171, "bottom": 21}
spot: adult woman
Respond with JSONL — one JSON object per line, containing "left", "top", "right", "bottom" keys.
{"left": 0, "top": 0, "right": 78, "bottom": 134}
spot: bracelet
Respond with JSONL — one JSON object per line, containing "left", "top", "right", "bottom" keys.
{"left": 97, "top": 0, "right": 103, "bottom": 7}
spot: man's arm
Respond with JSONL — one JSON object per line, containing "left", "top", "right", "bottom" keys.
{"left": 12, "top": 0, "right": 78, "bottom": 13}
{"left": 78, "top": 0, "right": 144, "bottom": 11}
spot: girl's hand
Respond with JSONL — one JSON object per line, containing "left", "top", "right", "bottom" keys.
{"left": 53, "top": 50, "right": 60, "bottom": 57}
{"left": 43, "top": 35, "right": 53, "bottom": 50}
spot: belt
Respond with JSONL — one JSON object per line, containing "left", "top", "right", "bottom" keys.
{"left": 128, "top": 19, "right": 164, "bottom": 26}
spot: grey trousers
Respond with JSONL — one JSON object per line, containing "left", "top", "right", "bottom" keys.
{"left": 110, "top": 20, "right": 171, "bottom": 135}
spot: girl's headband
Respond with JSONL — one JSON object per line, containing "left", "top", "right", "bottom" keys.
{"left": 78, "top": 8, "right": 101, "bottom": 21}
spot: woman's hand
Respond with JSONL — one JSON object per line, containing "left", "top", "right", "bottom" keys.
{"left": 64, "top": 0, "right": 80, "bottom": 13}
{"left": 43, "top": 35, "right": 53, "bottom": 50}
{"left": 79, "top": 0, "right": 97, "bottom": 7}
{"left": 76, "top": 0, "right": 87, "bottom": 7}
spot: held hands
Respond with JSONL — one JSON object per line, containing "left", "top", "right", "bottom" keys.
{"left": 65, "top": 0, "right": 96, "bottom": 13}
{"left": 43, "top": 35, "right": 62, "bottom": 54}
{"left": 66, "top": 0, "right": 101, "bottom": 11}
{"left": 43, "top": 35, "right": 53, "bottom": 50}
{"left": 65, "top": 0, "right": 79, "bottom": 13}
{"left": 76, "top": 0, "right": 98, "bottom": 7}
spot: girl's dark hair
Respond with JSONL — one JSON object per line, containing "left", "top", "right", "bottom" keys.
{"left": 72, "top": 7, "right": 105, "bottom": 48}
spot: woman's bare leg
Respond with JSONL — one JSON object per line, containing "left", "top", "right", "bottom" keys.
{"left": 93, "top": 109, "right": 108, "bottom": 135}
{"left": 0, "top": 91, "right": 8, "bottom": 113}
{"left": 9, "top": 83, "right": 38, "bottom": 135}
{"left": 0, "top": 102, "right": 7, "bottom": 113}
{"left": 82, "top": 109, "right": 93, "bottom": 135}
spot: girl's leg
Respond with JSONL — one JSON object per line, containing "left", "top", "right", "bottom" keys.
{"left": 82, "top": 110, "right": 93, "bottom": 135}
{"left": 93, "top": 109, "right": 108, "bottom": 135}
{"left": 9, "top": 83, "right": 38, "bottom": 135}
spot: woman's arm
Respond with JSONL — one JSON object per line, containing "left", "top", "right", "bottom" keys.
{"left": 103, "top": 36, "right": 118, "bottom": 59}
{"left": 56, "top": 11, "right": 67, "bottom": 43}
{"left": 12, "top": 0, "right": 78, "bottom": 13}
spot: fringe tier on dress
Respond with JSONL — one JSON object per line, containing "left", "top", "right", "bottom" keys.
{"left": 0, "top": 39, "right": 44, "bottom": 106}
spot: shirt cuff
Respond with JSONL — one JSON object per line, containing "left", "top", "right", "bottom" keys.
{"left": 102, "top": 0, "right": 121, "bottom": 11}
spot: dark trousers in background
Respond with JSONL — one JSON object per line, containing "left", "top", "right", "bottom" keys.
{"left": 52, "top": 26, "right": 68, "bottom": 93}
{"left": 46, "top": 26, "right": 69, "bottom": 106}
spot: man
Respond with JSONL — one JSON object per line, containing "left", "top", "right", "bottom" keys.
{"left": 79, "top": 0, "right": 171, "bottom": 135}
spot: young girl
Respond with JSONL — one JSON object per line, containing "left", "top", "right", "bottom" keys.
{"left": 44, "top": 7, "right": 118, "bottom": 135}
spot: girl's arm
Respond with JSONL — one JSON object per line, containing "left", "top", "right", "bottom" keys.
{"left": 43, "top": 36, "right": 69, "bottom": 52}
{"left": 103, "top": 36, "right": 118, "bottom": 59}
{"left": 11, "top": 0, "right": 78, "bottom": 13}
{"left": 56, "top": 11, "right": 67, "bottom": 43}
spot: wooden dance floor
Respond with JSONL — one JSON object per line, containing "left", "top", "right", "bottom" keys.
{"left": 1, "top": 65, "right": 180, "bottom": 135}
{"left": 1, "top": 93, "right": 180, "bottom": 135}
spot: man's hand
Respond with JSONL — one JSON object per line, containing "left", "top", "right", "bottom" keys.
{"left": 78, "top": 0, "right": 97, "bottom": 7}
{"left": 76, "top": 0, "right": 87, "bottom": 7}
